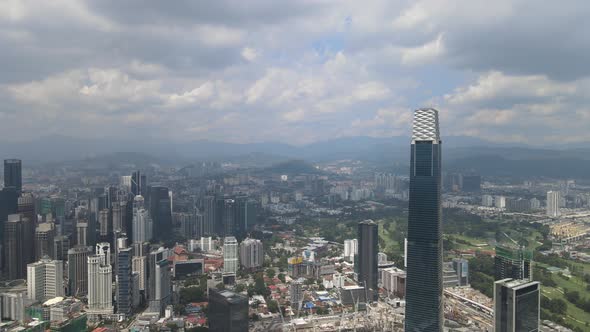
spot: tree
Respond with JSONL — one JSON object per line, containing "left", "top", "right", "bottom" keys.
{"left": 180, "top": 287, "right": 206, "bottom": 304}
{"left": 235, "top": 283, "right": 246, "bottom": 293}
{"left": 215, "top": 283, "right": 225, "bottom": 290}
{"left": 266, "top": 268, "right": 276, "bottom": 279}
{"left": 278, "top": 273, "right": 286, "bottom": 283}
{"left": 267, "top": 300, "right": 279, "bottom": 313}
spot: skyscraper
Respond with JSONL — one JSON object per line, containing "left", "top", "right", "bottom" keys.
{"left": 148, "top": 247, "right": 171, "bottom": 316}
{"left": 494, "top": 245, "right": 532, "bottom": 281}
{"left": 131, "top": 171, "right": 143, "bottom": 197}
{"left": 357, "top": 220, "right": 378, "bottom": 300}
{"left": 208, "top": 288, "right": 248, "bottom": 332}
{"left": 4, "top": 159, "right": 22, "bottom": 194}
{"left": 405, "top": 108, "right": 443, "bottom": 332}
{"left": 116, "top": 241, "right": 134, "bottom": 316}
{"left": 223, "top": 236, "right": 239, "bottom": 277}
{"left": 34, "top": 222, "right": 55, "bottom": 260}
{"left": 344, "top": 239, "right": 358, "bottom": 262}
{"left": 67, "top": 246, "right": 91, "bottom": 296}
{"left": 239, "top": 238, "right": 264, "bottom": 269}
{"left": 148, "top": 186, "right": 172, "bottom": 241}
{"left": 27, "top": 258, "right": 64, "bottom": 302}
{"left": 546, "top": 191, "right": 560, "bottom": 217}
{"left": 132, "top": 196, "right": 153, "bottom": 243}
{"left": 88, "top": 248, "right": 113, "bottom": 315}
{"left": 494, "top": 279, "right": 540, "bottom": 332}
{"left": 3, "top": 214, "right": 30, "bottom": 280}
{"left": 202, "top": 195, "right": 216, "bottom": 236}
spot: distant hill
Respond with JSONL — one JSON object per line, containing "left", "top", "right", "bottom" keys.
{"left": 262, "top": 159, "right": 323, "bottom": 175}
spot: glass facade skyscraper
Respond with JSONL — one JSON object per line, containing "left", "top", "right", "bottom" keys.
{"left": 405, "top": 108, "right": 443, "bottom": 332}
{"left": 494, "top": 279, "right": 540, "bottom": 332}
{"left": 357, "top": 220, "right": 378, "bottom": 300}
{"left": 4, "top": 159, "right": 22, "bottom": 194}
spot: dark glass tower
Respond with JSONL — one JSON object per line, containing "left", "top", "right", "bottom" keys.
{"left": 494, "top": 279, "right": 540, "bottom": 332}
{"left": 4, "top": 159, "right": 22, "bottom": 194}
{"left": 208, "top": 288, "right": 248, "bottom": 332}
{"left": 148, "top": 185, "right": 172, "bottom": 241}
{"left": 357, "top": 220, "right": 378, "bottom": 300}
{"left": 405, "top": 108, "right": 443, "bottom": 332}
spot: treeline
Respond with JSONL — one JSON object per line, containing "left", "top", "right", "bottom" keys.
{"left": 564, "top": 289, "right": 590, "bottom": 313}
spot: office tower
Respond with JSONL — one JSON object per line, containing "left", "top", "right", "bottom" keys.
{"left": 3, "top": 214, "right": 29, "bottom": 280}
{"left": 133, "top": 196, "right": 153, "bottom": 243}
{"left": 452, "top": 258, "right": 469, "bottom": 286}
{"left": 208, "top": 288, "right": 248, "bottom": 332}
{"left": 239, "top": 238, "right": 264, "bottom": 269}
{"left": 17, "top": 194, "right": 36, "bottom": 266}
{"left": 203, "top": 195, "right": 216, "bottom": 236}
{"left": 494, "top": 279, "right": 540, "bottom": 332}
{"left": 112, "top": 201, "right": 125, "bottom": 233}
{"left": 76, "top": 221, "right": 88, "bottom": 246}
{"left": 34, "top": 222, "right": 55, "bottom": 260}
{"left": 53, "top": 235, "right": 70, "bottom": 261}
{"left": 98, "top": 208, "right": 109, "bottom": 238}
{"left": 217, "top": 197, "right": 236, "bottom": 236}
{"left": 120, "top": 176, "right": 132, "bottom": 192}
{"left": 87, "top": 253, "right": 113, "bottom": 314}
{"left": 405, "top": 108, "right": 443, "bottom": 332}
{"left": 131, "top": 171, "right": 143, "bottom": 196}
{"left": 117, "top": 242, "right": 134, "bottom": 316}
{"left": 148, "top": 186, "right": 172, "bottom": 241}
{"left": 546, "top": 191, "right": 560, "bottom": 217}
{"left": 234, "top": 195, "right": 258, "bottom": 234}
{"left": 0, "top": 187, "right": 18, "bottom": 239}
{"left": 223, "top": 236, "right": 239, "bottom": 276}
{"left": 494, "top": 245, "right": 532, "bottom": 281}
{"left": 148, "top": 247, "right": 171, "bottom": 316}
{"left": 27, "top": 258, "right": 64, "bottom": 302}
{"left": 357, "top": 220, "right": 378, "bottom": 300}
{"left": 344, "top": 239, "right": 358, "bottom": 262}
{"left": 67, "top": 246, "right": 91, "bottom": 296}
{"left": 4, "top": 159, "right": 22, "bottom": 194}
{"left": 174, "top": 212, "right": 196, "bottom": 239}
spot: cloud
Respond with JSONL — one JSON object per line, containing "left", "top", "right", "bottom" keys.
{"left": 1, "top": 0, "right": 590, "bottom": 145}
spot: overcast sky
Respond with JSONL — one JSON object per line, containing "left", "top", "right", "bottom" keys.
{"left": 1, "top": 0, "right": 589, "bottom": 145}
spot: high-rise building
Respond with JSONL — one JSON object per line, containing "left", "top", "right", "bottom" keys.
{"left": 88, "top": 249, "right": 113, "bottom": 314}
{"left": 4, "top": 159, "right": 22, "bottom": 194}
{"left": 147, "top": 247, "right": 171, "bottom": 316}
{"left": 482, "top": 195, "right": 494, "bottom": 207}
{"left": 17, "top": 194, "right": 36, "bottom": 267}
{"left": 0, "top": 187, "right": 18, "bottom": 240}
{"left": 239, "top": 238, "right": 264, "bottom": 269}
{"left": 3, "top": 214, "right": 31, "bottom": 280}
{"left": 495, "top": 196, "right": 506, "bottom": 209}
{"left": 67, "top": 246, "right": 91, "bottom": 296}
{"left": 53, "top": 235, "right": 70, "bottom": 261}
{"left": 223, "top": 236, "right": 239, "bottom": 276}
{"left": 343, "top": 239, "right": 358, "bottom": 262}
{"left": 357, "top": 220, "right": 378, "bottom": 300}
{"left": 208, "top": 288, "right": 248, "bottom": 332}
{"left": 112, "top": 201, "right": 125, "bottom": 233}
{"left": 34, "top": 223, "right": 55, "bottom": 260}
{"left": 98, "top": 208, "right": 110, "bottom": 238}
{"left": 131, "top": 171, "right": 144, "bottom": 197}
{"left": 452, "top": 258, "right": 469, "bottom": 286}
{"left": 116, "top": 241, "right": 133, "bottom": 316}
{"left": 494, "top": 279, "right": 540, "bottom": 332}
{"left": 202, "top": 195, "right": 216, "bottom": 236}
{"left": 132, "top": 196, "right": 152, "bottom": 243}
{"left": 546, "top": 191, "right": 560, "bottom": 217}
{"left": 27, "top": 258, "right": 64, "bottom": 302}
{"left": 76, "top": 221, "right": 88, "bottom": 246}
{"left": 290, "top": 281, "right": 303, "bottom": 308}
{"left": 148, "top": 186, "right": 172, "bottom": 241}
{"left": 494, "top": 245, "right": 532, "bottom": 281}
{"left": 405, "top": 108, "right": 443, "bottom": 332}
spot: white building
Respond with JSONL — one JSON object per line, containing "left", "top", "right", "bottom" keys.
{"left": 120, "top": 175, "right": 132, "bottom": 191}
{"left": 481, "top": 194, "right": 494, "bottom": 207}
{"left": 494, "top": 196, "right": 506, "bottom": 209}
{"left": 87, "top": 253, "right": 113, "bottom": 314}
{"left": 547, "top": 191, "right": 561, "bottom": 217}
{"left": 239, "top": 238, "right": 264, "bottom": 269}
{"left": 27, "top": 258, "right": 64, "bottom": 302}
{"left": 343, "top": 239, "right": 358, "bottom": 262}
{"left": 132, "top": 256, "right": 147, "bottom": 291}
{"left": 381, "top": 267, "right": 406, "bottom": 298}
{"left": 378, "top": 252, "right": 388, "bottom": 264}
{"left": 223, "top": 237, "right": 238, "bottom": 275}
{"left": 200, "top": 237, "right": 214, "bottom": 252}
{"left": 133, "top": 196, "right": 153, "bottom": 243}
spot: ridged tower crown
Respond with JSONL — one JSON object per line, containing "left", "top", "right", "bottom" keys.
{"left": 411, "top": 108, "right": 440, "bottom": 144}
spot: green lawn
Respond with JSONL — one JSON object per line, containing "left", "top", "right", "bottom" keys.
{"left": 542, "top": 287, "right": 590, "bottom": 331}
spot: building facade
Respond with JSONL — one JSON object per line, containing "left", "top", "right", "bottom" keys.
{"left": 239, "top": 238, "right": 264, "bottom": 269}
{"left": 494, "top": 279, "right": 540, "bottom": 332}
{"left": 405, "top": 108, "right": 443, "bottom": 332}
{"left": 357, "top": 220, "right": 378, "bottom": 300}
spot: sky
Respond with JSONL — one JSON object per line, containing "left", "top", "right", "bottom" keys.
{"left": 1, "top": 0, "right": 590, "bottom": 146}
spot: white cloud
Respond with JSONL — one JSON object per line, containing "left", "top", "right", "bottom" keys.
{"left": 241, "top": 47, "right": 259, "bottom": 61}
